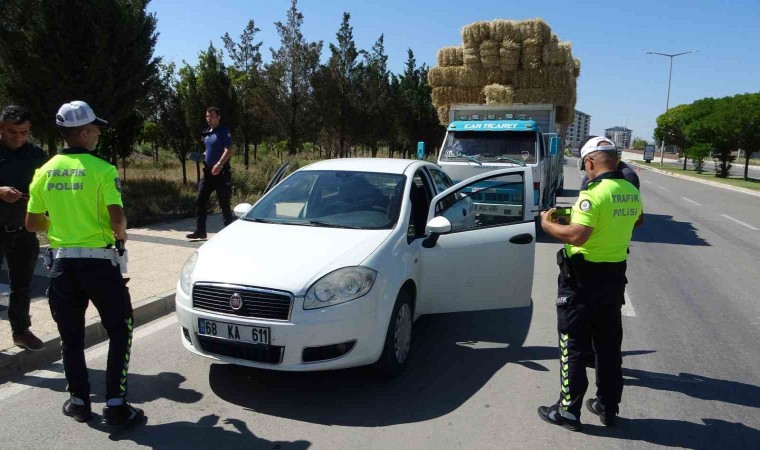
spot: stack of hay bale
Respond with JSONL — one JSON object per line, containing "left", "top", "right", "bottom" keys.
{"left": 429, "top": 18, "right": 580, "bottom": 129}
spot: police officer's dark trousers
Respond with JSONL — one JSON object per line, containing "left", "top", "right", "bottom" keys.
{"left": 0, "top": 230, "right": 39, "bottom": 335}
{"left": 196, "top": 166, "right": 233, "bottom": 234}
{"left": 48, "top": 258, "right": 133, "bottom": 402}
{"left": 556, "top": 258, "right": 626, "bottom": 417}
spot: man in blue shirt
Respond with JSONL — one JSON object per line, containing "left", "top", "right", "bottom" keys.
{"left": 187, "top": 106, "right": 235, "bottom": 240}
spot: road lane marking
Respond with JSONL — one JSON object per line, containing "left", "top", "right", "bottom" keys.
{"left": 658, "top": 186, "right": 670, "bottom": 192}
{"left": 622, "top": 292, "right": 636, "bottom": 317}
{"left": 0, "top": 315, "right": 178, "bottom": 403}
{"left": 681, "top": 197, "right": 701, "bottom": 206}
{"left": 720, "top": 214, "right": 759, "bottom": 231}
{"left": 643, "top": 180, "right": 653, "bottom": 185}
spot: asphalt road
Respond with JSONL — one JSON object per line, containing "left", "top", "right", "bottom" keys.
{"left": 1, "top": 161, "right": 758, "bottom": 449}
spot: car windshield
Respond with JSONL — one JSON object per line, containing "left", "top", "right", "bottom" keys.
{"left": 244, "top": 170, "right": 406, "bottom": 230}
{"left": 442, "top": 130, "right": 537, "bottom": 164}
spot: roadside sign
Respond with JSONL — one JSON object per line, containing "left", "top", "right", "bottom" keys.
{"left": 644, "top": 144, "right": 655, "bottom": 162}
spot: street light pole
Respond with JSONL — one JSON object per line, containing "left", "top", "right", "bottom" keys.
{"left": 647, "top": 50, "right": 698, "bottom": 165}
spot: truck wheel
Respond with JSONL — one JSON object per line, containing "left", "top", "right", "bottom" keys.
{"left": 374, "top": 289, "right": 413, "bottom": 377}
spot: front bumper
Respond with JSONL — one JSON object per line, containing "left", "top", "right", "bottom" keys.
{"left": 175, "top": 279, "right": 391, "bottom": 371}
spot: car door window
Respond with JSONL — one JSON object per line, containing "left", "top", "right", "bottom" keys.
{"left": 408, "top": 171, "right": 434, "bottom": 239}
{"left": 436, "top": 172, "right": 526, "bottom": 232}
{"left": 427, "top": 167, "right": 454, "bottom": 193}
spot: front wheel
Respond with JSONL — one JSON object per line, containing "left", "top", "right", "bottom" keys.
{"left": 374, "top": 289, "right": 413, "bottom": 377}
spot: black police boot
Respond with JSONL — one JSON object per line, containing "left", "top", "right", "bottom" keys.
{"left": 586, "top": 398, "right": 616, "bottom": 426}
{"left": 102, "top": 402, "right": 144, "bottom": 427}
{"left": 185, "top": 231, "right": 207, "bottom": 240}
{"left": 537, "top": 404, "right": 582, "bottom": 431}
{"left": 62, "top": 398, "right": 92, "bottom": 422}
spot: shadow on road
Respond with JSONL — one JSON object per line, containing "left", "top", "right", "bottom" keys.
{"left": 583, "top": 417, "right": 759, "bottom": 449}
{"left": 623, "top": 368, "right": 760, "bottom": 409}
{"left": 209, "top": 304, "right": 535, "bottom": 427}
{"left": 631, "top": 213, "right": 709, "bottom": 246}
{"left": 9, "top": 370, "right": 203, "bottom": 405}
{"left": 101, "top": 414, "right": 311, "bottom": 449}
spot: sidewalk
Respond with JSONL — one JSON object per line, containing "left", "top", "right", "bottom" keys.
{"left": 0, "top": 214, "right": 225, "bottom": 378}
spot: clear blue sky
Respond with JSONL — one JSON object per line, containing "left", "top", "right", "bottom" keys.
{"left": 149, "top": 0, "right": 759, "bottom": 142}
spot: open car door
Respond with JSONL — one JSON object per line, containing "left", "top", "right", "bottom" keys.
{"left": 417, "top": 168, "right": 535, "bottom": 314}
{"left": 263, "top": 163, "right": 290, "bottom": 195}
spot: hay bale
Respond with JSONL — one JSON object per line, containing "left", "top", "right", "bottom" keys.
{"left": 437, "top": 105, "right": 451, "bottom": 126}
{"left": 499, "top": 40, "right": 521, "bottom": 70}
{"left": 520, "top": 41, "right": 543, "bottom": 69}
{"left": 514, "top": 87, "right": 576, "bottom": 107}
{"left": 484, "top": 84, "right": 515, "bottom": 105}
{"left": 432, "top": 87, "right": 486, "bottom": 106}
{"left": 517, "top": 18, "right": 551, "bottom": 43}
{"left": 482, "top": 67, "right": 515, "bottom": 85}
{"left": 480, "top": 40, "right": 501, "bottom": 69}
{"left": 543, "top": 39, "right": 573, "bottom": 66}
{"left": 463, "top": 46, "right": 481, "bottom": 68}
{"left": 490, "top": 20, "right": 520, "bottom": 42}
{"left": 462, "top": 21, "right": 490, "bottom": 47}
{"left": 428, "top": 66, "right": 481, "bottom": 87}
{"left": 573, "top": 58, "right": 581, "bottom": 77}
{"left": 437, "top": 46, "right": 464, "bottom": 67}
{"left": 514, "top": 67, "right": 575, "bottom": 89}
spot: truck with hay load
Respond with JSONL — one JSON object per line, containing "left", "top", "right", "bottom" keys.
{"left": 428, "top": 18, "right": 579, "bottom": 221}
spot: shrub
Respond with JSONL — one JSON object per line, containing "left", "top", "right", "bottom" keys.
{"left": 688, "top": 144, "right": 711, "bottom": 174}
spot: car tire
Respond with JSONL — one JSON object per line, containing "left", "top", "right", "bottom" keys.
{"left": 374, "top": 289, "right": 413, "bottom": 377}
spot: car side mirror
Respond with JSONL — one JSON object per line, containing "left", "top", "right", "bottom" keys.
{"left": 233, "top": 203, "right": 252, "bottom": 218}
{"left": 422, "top": 216, "right": 452, "bottom": 248}
{"left": 549, "top": 136, "right": 559, "bottom": 157}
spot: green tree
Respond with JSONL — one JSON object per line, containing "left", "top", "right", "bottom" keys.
{"left": 0, "top": 0, "right": 159, "bottom": 157}
{"left": 731, "top": 93, "right": 760, "bottom": 181}
{"left": 267, "top": 0, "right": 323, "bottom": 155}
{"left": 684, "top": 97, "right": 736, "bottom": 178}
{"left": 140, "top": 121, "right": 162, "bottom": 163}
{"left": 356, "top": 35, "right": 392, "bottom": 158}
{"left": 196, "top": 43, "right": 237, "bottom": 133}
{"left": 632, "top": 137, "right": 648, "bottom": 150}
{"left": 223, "top": 20, "right": 269, "bottom": 167}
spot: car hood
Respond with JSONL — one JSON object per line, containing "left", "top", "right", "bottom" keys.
{"left": 192, "top": 221, "right": 392, "bottom": 294}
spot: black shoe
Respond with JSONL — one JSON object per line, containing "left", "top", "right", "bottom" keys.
{"left": 186, "top": 231, "right": 207, "bottom": 240}
{"left": 13, "top": 330, "right": 45, "bottom": 351}
{"left": 537, "top": 404, "right": 582, "bottom": 431}
{"left": 102, "top": 402, "right": 144, "bottom": 427}
{"left": 586, "top": 398, "right": 616, "bottom": 426}
{"left": 62, "top": 399, "right": 92, "bottom": 422}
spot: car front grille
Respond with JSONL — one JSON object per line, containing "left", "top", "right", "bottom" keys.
{"left": 192, "top": 283, "right": 293, "bottom": 321}
{"left": 196, "top": 335, "right": 284, "bottom": 364}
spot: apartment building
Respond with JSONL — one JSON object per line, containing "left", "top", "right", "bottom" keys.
{"left": 565, "top": 110, "right": 591, "bottom": 149}
{"left": 604, "top": 126, "right": 633, "bottom": 150}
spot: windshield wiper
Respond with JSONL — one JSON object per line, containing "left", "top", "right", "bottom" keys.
{"left": 453, "top": 153, "right": 482, "bottom": 165}
{"left": 308, "top": 220, "right": 363, "bottom": 229}
{"left": 494, "top": 156, "right": 527, "bottom": 166}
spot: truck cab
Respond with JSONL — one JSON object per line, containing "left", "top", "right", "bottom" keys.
{"left": 436, "top": 107, "right": 564, "bottom": 221}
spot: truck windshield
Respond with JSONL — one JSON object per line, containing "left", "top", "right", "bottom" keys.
{"left": 442, "top": 130, "right": 537, "bottom": 164}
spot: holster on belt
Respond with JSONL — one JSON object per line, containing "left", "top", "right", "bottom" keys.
{"left": 556, "top": 248, "right": 574, "bottom": 280}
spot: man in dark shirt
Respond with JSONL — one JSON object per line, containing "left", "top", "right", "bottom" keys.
{"left": 186, "top": 106, "right": 234, "bottom": 240}
{"left": 0, "top": 105, "right": 47, "bottom": 350}
{"left": 579, "top": 137, "right": 640, "bottom": 191}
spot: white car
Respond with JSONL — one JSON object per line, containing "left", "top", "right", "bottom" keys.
{"left": 175, "top": 158, "right": 536, "bottom": 376}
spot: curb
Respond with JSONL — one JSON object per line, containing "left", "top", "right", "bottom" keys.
{"left": 625, "top": 160, "right": 760, "bottom": 198}
{"left": 0, "top": 290, "right": 176, "bottom": 380}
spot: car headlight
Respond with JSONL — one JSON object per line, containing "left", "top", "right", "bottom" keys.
{"left": 179, "top": 252, "right": 198, "bottom": 295}
{"left": 304, "top": 267, "right": 377, "bottom": 310}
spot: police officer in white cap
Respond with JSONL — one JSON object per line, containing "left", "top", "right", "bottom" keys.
{"left": 25, "top": 101, "right": 143, "bottom": 427}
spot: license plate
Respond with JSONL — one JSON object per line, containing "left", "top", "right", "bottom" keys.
{"left": 474, "top": 203, "right": 520, "bottom": 216}
{"left": 198, "top": 318, "right": 270, "bottom": 345}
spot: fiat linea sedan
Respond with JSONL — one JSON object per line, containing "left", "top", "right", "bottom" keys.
{"left": 176, "top": 158, "right": 536, "bottom": 376}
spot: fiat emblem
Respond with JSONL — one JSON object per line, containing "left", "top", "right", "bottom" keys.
{"left": 229, "top": 293, "right": 243, "bottom": 311}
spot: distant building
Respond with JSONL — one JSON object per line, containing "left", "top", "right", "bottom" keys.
{"left": 604, "top": 126, "right": 633, "bottom": 150}
{"left": 565, "top": 110, "right": 591, "bottom": 149}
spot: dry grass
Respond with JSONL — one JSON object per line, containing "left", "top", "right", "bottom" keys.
{"left": 437, "top": 46, "right": 464, "bottom": 67}
{"left": 484, "top": 84, "right": 515, "bottom": 104}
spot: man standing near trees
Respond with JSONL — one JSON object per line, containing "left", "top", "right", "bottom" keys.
{"left": 187, "top": 106, "right": 234, "bottom": 240}
{"left": 0, "top": 105, "right": 47, "bottom": 351}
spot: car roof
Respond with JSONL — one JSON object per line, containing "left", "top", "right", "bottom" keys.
{"left": 301, "top": 158, "right": 431, "bottom": 175}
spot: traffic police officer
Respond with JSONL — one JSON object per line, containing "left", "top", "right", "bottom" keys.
{"left": 537, "top": 137, "right": 643, "bottom": 431}
{"left": 186, "top": 106, "right": 234, "bottom": 240}
{"left": 0, "top": 105, "right": 46, "bottom": 350}
{"left": 25, "top": 101, "right": 142, "bottom": 427}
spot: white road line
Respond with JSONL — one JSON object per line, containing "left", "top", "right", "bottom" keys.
{"left": 720, "top": 214, "right": 760, "bottom": 231}
{"left": 681, "top": 197, "right": 702, "bottom": 206}
{"left": 658, "top": 186, "right": 670, "bottom": 192}
{"left": 621, "top": 292, "right": 636, "bottom": 317}
{"left": 643, "top": 180, "right": 653, "bottom": 185}
{"left": 0, "top": 315, "right": 178, "bottom": 402}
